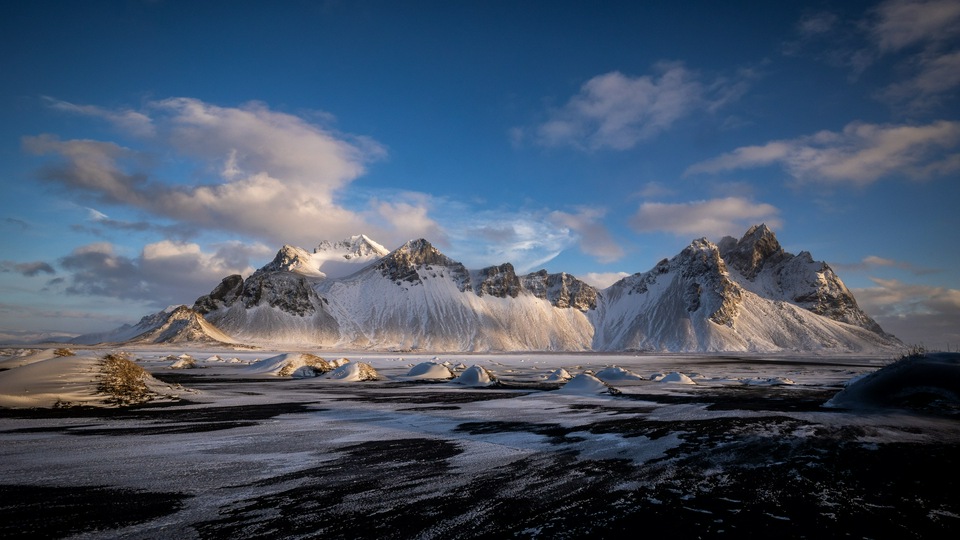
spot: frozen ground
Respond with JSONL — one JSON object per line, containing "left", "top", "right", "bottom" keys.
{"left": 1, "top": 348, "right": 958, "bottom": 538}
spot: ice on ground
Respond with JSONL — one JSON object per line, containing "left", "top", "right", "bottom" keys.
{"left": 452, "top": 365, "right": 496, "bottom": 387}
{"left": 244, "top": 353, "right": 332, "bottom": 377}
{"left": 743, "top": 376, "right": 795, "bottom": 386}
{"left": 595, "top": 366, "right": 645, "bottom": 382}
{"left": 558, "top": 373, "right": 618, "bottom": 395}
{"left": 325, "top": 361, "right": 380, "bottom": 381}
{"left": 405, "top": 361, "right": 455, "bottom": 380}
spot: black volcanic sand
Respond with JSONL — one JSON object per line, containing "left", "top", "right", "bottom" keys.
{"left": 1, "top": 374, "right": 958, "bottom": 538}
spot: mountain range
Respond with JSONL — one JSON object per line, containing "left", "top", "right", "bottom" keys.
{"left": 74, "top": 226, "right": 902, "bottom": 353}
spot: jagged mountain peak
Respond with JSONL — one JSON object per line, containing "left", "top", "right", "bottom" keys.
{"left": 383, "top": 239, "right": 458, "bottom": 267}
{"left": 720, "top": 223, "right": 786, "bottom": 279}
{"left": 315, "top": 234, "right": 389, "bottom": 259}
{"left": 258, "top": 245, "right": 316, "bottom": 274}
{"left": 374, "top": 238, "right": 469, "bottom": 287}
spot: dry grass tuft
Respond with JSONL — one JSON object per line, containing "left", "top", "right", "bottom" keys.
{"left": 277, "top": 353, "right": 333, "bottom": 377}
{"left": 98, "top": 353, "right": 154, "bottom": 406}
{"left": 53, "top": 348, "right": 75, "bottom": 357}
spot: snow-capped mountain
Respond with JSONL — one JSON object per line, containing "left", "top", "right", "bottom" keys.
{"left": 257, "top": 234, "right": 389, "bottom": 279}
{"left": 592, "top": 230, "right": 900, "bottom": 352}
{"left": 79, "top": 227, "right": 902, "bottom": 352}
{"left": 315, "top": 239, "right": 595, "bottom": 350}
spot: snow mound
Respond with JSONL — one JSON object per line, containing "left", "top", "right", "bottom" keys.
{"left": 244, "top": 353, "right": 332, "bottom": 377}
{"left": 594, "top": 366, "right": 645, "bottom": 381}
{"left": 543, "top": 368, "right": 573, "bottom": 382}
{"left": 558, "top": 373, "right": 618, "bottom": 395}
{"left": 825, "top": 352, "right": 960, "bottom": 415}
{"left": 0, "top": 353, "right": 186, "bottom": 408}
{"left": 325, "top": 361, "right": 380, "bottom": 381}
{"left": 330, "top": 357, "right": 351, "bottom": 368}
{"left": 405, "top": 361, "right": 455, "bottom": 380}
{"left": 452, "top": 365, "right": 497, "bottom": 387}
{"left": 169, "top": 356, "right": 198, "bottom": 369}
{"left": 656, "top": 372, "right": 696, "bottom": 385}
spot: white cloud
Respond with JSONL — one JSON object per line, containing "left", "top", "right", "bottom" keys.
{"left": 439, "top": 207, "right": 577, "bottom": 272}
{"left": 880, "top": 50, "right": 960, "bottom": 109}
{"left": 531, "top": 62, "right": 747, "bottom": 150}
{"left": 635, "top": 181, "right": 674, "bottom": 199}
{"left": 629, "top": 197, "right": 781, "bottom": 238}
{"left": 27, "top": 97, "right": 439, "bottom": 250}
{"left": 43, "top": 96, "right": 155, "bottom": 138}
{"left": 686, "top": 120, "right": 960, "bottom": 185}
{"left": 548, "top": 208, "right": 624, "bottom": 263}
{"left": 854, "top": 277, "right": 960, "bottom": 348}
{"left": 869, "top": 0, "right": 960, "bottom": 53}
{"left": 867, "top": 0, "right": 960, "bottom": 110}
{"left": 579, "top": 271, "right": 631, "bottom": 289}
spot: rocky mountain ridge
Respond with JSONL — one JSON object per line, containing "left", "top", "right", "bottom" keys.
{"left": 77, "top": 226, "right": 901, "bottom": 353}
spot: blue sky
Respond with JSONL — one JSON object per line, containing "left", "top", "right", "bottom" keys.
{"left": 1, "top": 0, "right": 958, "bottom": 348}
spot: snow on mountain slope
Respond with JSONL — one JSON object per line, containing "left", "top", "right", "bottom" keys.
{"left": 317, "top": 239, "right": 595, "bottom": 351}
{"left": 198, "top": 270, "right": 341, "bottom": 346}
{"left": 593, "top": 233, "right": 901, "bottom": 353}
{"left": 256, "top": 234, "right": 389, "bottom": 279}
{"left": 718, "top": 224, "right": 888, "bottom": 335}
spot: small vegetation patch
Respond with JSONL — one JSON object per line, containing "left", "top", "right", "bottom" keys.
{"left": 97, "top": 353, "right": 154, "bottom": 406}
{"left": 53, "top": 348, "right": 75, "bottom": 357}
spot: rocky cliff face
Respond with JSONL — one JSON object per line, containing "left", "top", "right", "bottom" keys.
{"left": 473, "top": 264, "right": 522, "bottom": 298}
{"left": 521, "top": 270, "right": 598, "bottom": 311}
{"left": 718, "top": 224, "right": 888, "bottom": 336}
{"left": 375, "top": 239, "right": 471, "bottom": 291}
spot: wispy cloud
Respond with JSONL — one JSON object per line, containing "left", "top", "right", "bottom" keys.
{"left": 548, "top": 208, "right": 624, "bottom": 264}
{"left": 0, "top": 260, "right": 56, "bottom": 277}
{"left": 834, "top": 255, "right": 939, "bottom": 275}
{"left": 4, "top": 217, "right": 30, "bottom": 230}
{"left": 785, "top": 0, "right": 960, "bottom": 111}
{"left": 629, "top": 197, "right": 781, "bottom": 238}
{"left": 524, "top": 62, "right": 750, "bottom": 151}
{"left": 868, "top": 0, "right": 960, "bottom": 53}
{"left": 686, "top": 120, "right": 960, "bottom": 185}
{"left": 42, "top": 96, "right": 155, "bottom": 138}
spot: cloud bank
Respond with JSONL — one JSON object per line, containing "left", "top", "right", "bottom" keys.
{"left": 686, "top": 120, "right": 960, "bottom": 185}
{"left": 629, "top": 197, "right": 781, "bottom": 238}
{"left": 55, "top": 240, "right": 272, "bottom": 308}
{"left": 26, "top": 98, "right": 440, "bottom": 250}
{"left": 854, "top": 277, "right": 960, "bottom": 349}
